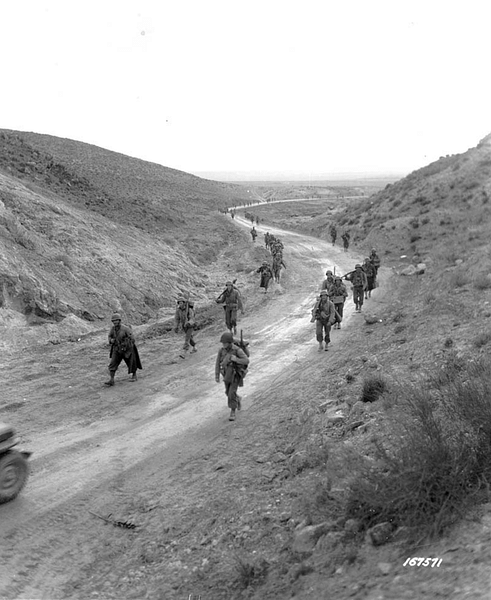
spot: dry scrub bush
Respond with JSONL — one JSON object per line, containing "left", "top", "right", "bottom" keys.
{"left": 341, "top": 357, "right": 491, "bottom": 540}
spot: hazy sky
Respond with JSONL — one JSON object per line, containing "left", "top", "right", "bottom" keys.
{"left": 1, "top": 0, "right": 489, "bottom": 179}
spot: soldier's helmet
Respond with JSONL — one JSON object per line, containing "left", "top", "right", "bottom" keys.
{"left": 220, "top": 331, "right": 234, "bottom": 343}
{"left": 325, "top": 270, "right": 333, "bottom": 276}
{"left": 335, "top": 276, "right": 342, "bottom": 282}
{"left": 111, "top": 313, "right": 122, "bottom": 322}
{"left": 355, "top": 264, "right": 362, "bottom": 268}
{"left": 225, "top": 281, "right": 233, "bottom": 286}
{"left": 320, "top": 289, "right": 328, "bottom": 295}
{"left": 262, "top": 261, "right": 268, "bottom": 265}
{"left": 177, "top": 296, "right": 186, "bottom": 303}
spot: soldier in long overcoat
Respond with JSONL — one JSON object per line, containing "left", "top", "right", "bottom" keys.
{"left": 104, "top": 313, "right": 142, "bottom": 386}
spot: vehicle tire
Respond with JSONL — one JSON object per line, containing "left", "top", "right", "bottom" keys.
{"left": 0, "top": 450, "right": 29, "bottom": 503}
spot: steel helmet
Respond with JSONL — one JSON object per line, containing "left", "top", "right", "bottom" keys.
{"left": 111, "top": 313, "right": 122, "bottom": 322}
{"left": 220, "top": 331, "right": 234, "bottom": 343}
{"left": 325, "top": 270, "right": 333, "bottom": 276}
{"left": 320, "top": 289, "right": 328, "bottom": 295}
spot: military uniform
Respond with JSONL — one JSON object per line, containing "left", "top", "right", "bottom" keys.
{"left": 216, "top": 284, "right": 243, "bottom": 334}
{"left": 215, "top": 332, "right": 249, "bottom": 421}
{"left": 174, "top": 298, "right": 197, "bottom": 358}
{"left": 105, "top": 313, "right": 142, "bottom": 386}
{"left": 256, "top": 262, "right": 274, "bottom": 292}
{"left": 311, "top": 291, "right": 337, "bottom": 351}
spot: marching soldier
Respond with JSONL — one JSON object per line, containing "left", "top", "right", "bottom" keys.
{"left": 174, "top": 296, "right": 197, "bottom": 359}
{"left": 311, "top": 290, "right": 337, "bottom": 351}
{"left": 104, "top": 313, "right": 142, "bottom": 386}
{"left": 215, "top": 331, "right": 249, "bottom": 421}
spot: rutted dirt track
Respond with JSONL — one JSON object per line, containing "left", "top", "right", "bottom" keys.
{"left": 0, "top": 215, "right": 359, "bottom": 599}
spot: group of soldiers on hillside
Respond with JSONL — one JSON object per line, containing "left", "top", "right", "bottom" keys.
{"left": 310, "top": 248, "right": 381, "bottom": 351}
{"left": 102, "top": 212, "right": 381, "bottom": 421}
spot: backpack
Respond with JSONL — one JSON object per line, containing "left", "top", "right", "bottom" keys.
{"left": 233, "top": 331, "right": 250, "bottom": 376}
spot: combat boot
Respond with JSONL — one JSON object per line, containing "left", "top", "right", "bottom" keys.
{"left": 229, "top": 409, "right": 236, "bottom": 421}
{"left": 318, "top": 342, "right": 324, "bottom": 352}
{"left": 129, "top": 373, "right": 137, "bottom": 382}
{"left": 104, "top": 372, "right": 115, "bottom": 386}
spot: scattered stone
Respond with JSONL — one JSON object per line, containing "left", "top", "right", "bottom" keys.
{"left": 279, "top": 512, "right": 292, "bottom": 522}
{"left": 318, "top": 399, "right": 337, "bottom": 413}
{"left": 293, "top": 521, "right": 336, "bottom": 553}
{"left": 272, "top": 452, "right": 287, "bottom": 463}
{"left": 315, "top": 531, "right": 343, "bottom": 551}
{"left": 367, "top": 522, "right": 395, "bottom": 546}
{"left": 364, "top": 314, "right": 379, "bottom": 325}
{"left": 377, "top": 562, "right": 392, "bottom": 575}
{"left": 344, "top": 519, "right": 360, "bottom": 535}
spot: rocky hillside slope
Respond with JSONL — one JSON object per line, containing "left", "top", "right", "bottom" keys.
{"left": 0, "top": 130, "right": 251, "bottom": 336}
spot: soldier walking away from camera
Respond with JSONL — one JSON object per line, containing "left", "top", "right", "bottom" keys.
{"left": 216, "top": 281, "right": 244, "bottom": 334}
{"left": 311, "top": 290, "right": 337, "bottom": 351}
{"left": 104, "top": 313, "right": 142, "bottom": 386}
{"left": 344, "top": 264, "right": 368, "bottom": 312}
{"left": 174, "top": 296, "right": 197, "bottom": 359}
{"left": 321, "top": 270, "right": 335, "bottom": 293}
{"left": 363, "top": 257, "right": 376, "bottom": 299}
{"left": 264, "top": 231, "right": 271, "bottom": 249}
{"left": 215, "top": 331, "right": 249, "bottom": 421}
{"left": 370, "top": 248, "right": 381, "bottom": 276}
{"left": 330, "top": 276, "right": 348, "bottom": 328}
{"left": 256, "top": 261, "right": 274, "bottom": 293}
{"left": 329, "top": 224, "right": 337, "bottom": 246}
{"left": 342, "top": 231, "right": 350, "bottom": 252}
{"left": 250, "top": 226, "right": 257, "bottom": 242}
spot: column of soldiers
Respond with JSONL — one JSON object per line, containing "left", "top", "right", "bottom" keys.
{"left": 262, "top": 231, "right": 286, "bottom": 285}
{"left": 310, "top": 248, "right": 382, "bottom": 350}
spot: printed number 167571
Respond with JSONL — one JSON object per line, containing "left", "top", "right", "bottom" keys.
{"left": 403, "top": 557, "right": 442, "bottom": 567}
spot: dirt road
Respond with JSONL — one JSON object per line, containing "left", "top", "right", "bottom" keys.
{"left": 0, "top": 215, "right": 360, "bottom": 599}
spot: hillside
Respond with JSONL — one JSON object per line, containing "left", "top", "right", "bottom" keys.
{"left": 0, "top": 130, "right": 253, "bottom": 332}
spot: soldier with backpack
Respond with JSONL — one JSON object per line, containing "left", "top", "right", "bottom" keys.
{"left": 256, "top": 261, "right": 274, "bottom": 293}
{"left": 250, "top": 226, "right": 257, "bottom": 242}
{"left": 344, "top": 264, "right": 368, "bottom": 312}
{"left": 104, "top": 313, "right": 142, "bottom": 386}
{"left": 311, "top": 289, "right": 337, "bottom": 351}
{"left": 215, "top": 330, "right": 250, "bottom": 421}
{"left": 174, "top": 295, "right": 197, "bottom": 359}
{"left": 216, "top": 280, "right": 244, "bottom": 334}
{"left": 330, "top": 276, "right": 348, "bottom": 328}
{"left": 363, "top": 257, "right": 376, "bottom": 299}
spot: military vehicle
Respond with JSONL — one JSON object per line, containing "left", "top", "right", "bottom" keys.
{"left": 0, "top": 422, "right": 31, "bottom": 503}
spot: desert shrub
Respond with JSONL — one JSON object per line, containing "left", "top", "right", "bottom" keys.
{"left": 473, "top": 273, "right": 491, "bottom": 290}
{"left": 359, "top": 375, "right": 387, "bottom": 403}
{"left": 449, "top": 268, "right": 470, "bottom": 288}
{"left": 392, "top": 198, "right": 402, "bottom": 207}
{"left": 474, "top": 332, "right": 491, "bottom": 348}
{"left": 409, "top": 234, "right": 421, "bottom": 243}
{"left": 233, "top": 554, "right": 268, "bottom": 589}
{"left": 344, "top": 358, "right": 491, "bottom": 538}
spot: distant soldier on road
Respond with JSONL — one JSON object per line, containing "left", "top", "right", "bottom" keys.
{"left": 215, "top": 331, "right": 249, "bottom": 422}
{"left": 174, "top": 296, "right": 197, "bottom": 359}
{"left": 342, "top": 231, "right": 350, "bottom": 252}
{"left": 370, "top": 248, "right": 381, "bottom": 276}
{"left": 104, "top": 313, "right": 142, "bottom": 386}
{"left": 311, "top": 290, "right": 337, "bottom": 351}
{"left": 256, "top": 261, "right": 274, "bottom": 293}
{"left": 250, "top": 226, "right": 257, "bottom": 242}
{"left": 344, "top": 264, "right": 368, "bottom": 312}
{"left": 329, "top": 224, "right": 337, "bottom": 246}
{"left": 363, "top": 257, "right": 376, "bottom": 299}
{"left": 216, "top": 281, "right": 244, "bottom": 334}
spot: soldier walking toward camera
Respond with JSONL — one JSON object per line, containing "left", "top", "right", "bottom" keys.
{"left": 321, "top": 270, "right": 335, "bottom": 292}
{"left": 344, "top": 264, "right": 368, "bottom": 312}
{"left": 215, "top": 331, "right": 249, "bottom": 421}
{"left": 342, "top": 231, "right": 350, "bottom": 252}
{"left": 216, "top": 281, "right": 244, "bottom": 334}
{"left": 104, "top": 313, "right": 142, "bottom": 386}
{"left": 363, "top": 257, "right": 376, "bottom": 299}
{"left": 174, "top": 296, "right": 197, "bottom": 359}
{"left": 311, "top": 290, "right": 337, "bottom": 351}
{"left": 330, "top": 276, "right": 348, "bottom": 328}
{"left": 250, "top": 226, "right": 257, "bottom": 242}
{"left": 370, "top": 248, "right": 381, "bottom": 276}
{"left": 256, "top": 261, "right": 274, "bottom": 292}
{"left": 329, "top": 224, "right": 337, "bottom": 246}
